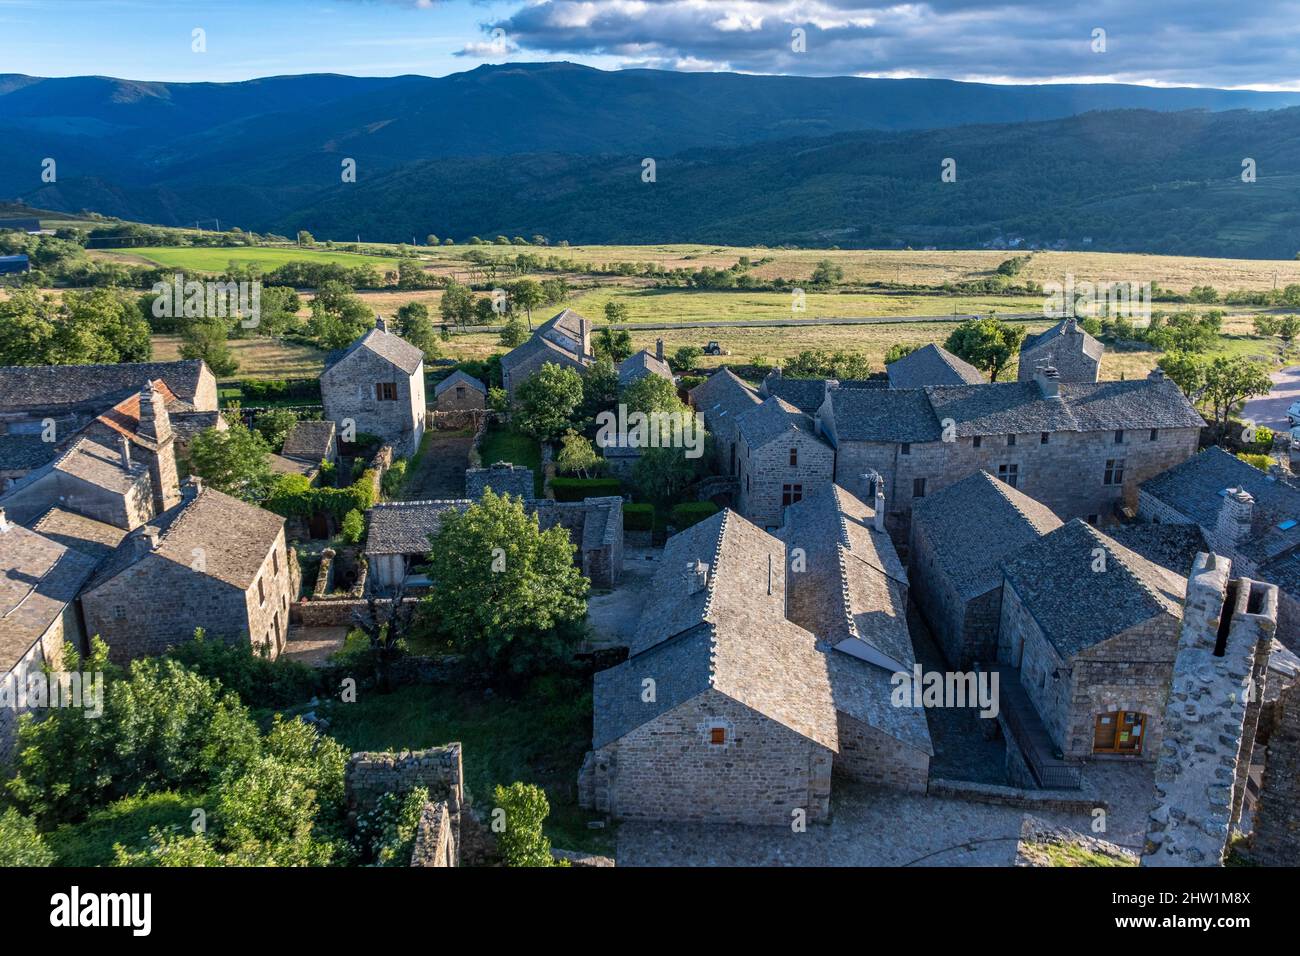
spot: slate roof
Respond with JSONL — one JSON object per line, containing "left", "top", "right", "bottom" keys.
{"left": 1106, "top": 523, "right": 1208, "bottom": 579}
{"left": 1141, "top": 446, "right": 1300, "bottom": 531}
{"left": 0, "top": 359, "right": 208, "bottom": 413}
{"left": 689, "top": 367, "right": 762, "bottom": 430}
{"left": 365, "top": 500, "right": 470, "bottom": 555}
{"left": 433, "top": 369, "right": 487, "bottom": 396}
{"left": 0, "top": 522, "right": 98, "bottom": 673}
{"left": 31, "top": 506, "right": 129, "bottom": 566}
{"left": 825, "top": 387, "right": 942, "bottom": 443}
{"left": 0, "top": 433, "right": 61, "bottom": 472}
{"left": 325, "top": 326, "right": 424, "bottom": 377}
{"left": 735, "top": 396, "right": 825, "bottom": 450}
{"left": 1022, "top": 318, "right": 1104, "bottom": 362}
{"left": 617, "top": 350, "right": 673, "bottom": 387}
{"left": 1001, "top": 519, "right": 1186, "bottom": 659}
{"left": 501, "top": 309, "right": 591, "bottom": 372}
{"left": 596, "top": 510, "right": 842, "bottom": 751}
{"left": 912, "top": 471, "right": 1063, "bottom": 599}
{"left": 886, "top": 343, "right": 986, "bottom": 388}
{"left": 281, "top": 420, "right": 336, "bottom": 461}
{"left": 761, "top": 376, "right": 831, "bottom": 414}
{"left": 53, "top": 437, "right": 148, "bottom": 495}
{"left": 85, "top": 487, "right": 284, "bottom": 594}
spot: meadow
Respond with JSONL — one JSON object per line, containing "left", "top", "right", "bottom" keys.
{"left": 93, "top": 245, "right": 401, "bottom": 272}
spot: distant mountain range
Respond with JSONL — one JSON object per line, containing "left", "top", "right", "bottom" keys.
{"left": 4, "top": 62, "right": 1300, "bottom": 257}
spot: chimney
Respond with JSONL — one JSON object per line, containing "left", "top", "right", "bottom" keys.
{"left": 874, "top": 485, "right": 887, "bottom": 533}
{"left": 656, "top": 338, "right": 665, "bottom": 364}
{"left": 1214, "top": 488, "right": 1254, "bottom": 556}
{"left": 137, "top": 381, "right": 172, "bottom": 444}
{"left": 132, "top": 525, "right": 161, "bottom": 556}
{"left": 375, "top": 314, "right": 387, "bottom": 333}
{"left": 685, "top": 560, "right": 710, "bottom": 595}
{"left": 578, "top": 317, "right": 589, "bottom": 357}
{"left": 119, "top": 435, "right": 132, "bottom": 469}
{"left": 0, "top": 507, "right": 9, "bottom": 533}
{"left": 1148, "top": 366, "right": 1166, "bottom": 383}
{"left": 1034, "top": 365, "right": 1061, "bottom": 399}
{"left": 1064, "top": 316, "right": 1078, "bottom": 334}
{"left": 182, "top": 475, "right": 204, "bottom": 501}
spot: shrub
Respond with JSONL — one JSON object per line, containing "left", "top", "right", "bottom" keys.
{"left": 550, "top": 477, "right": 622, "bottom": 501}
{"left": 351, "top": 787, "right": 428, "bottom": 866}
{"left": 492, "top": 782, "right": 556, "bottom": 867}
{"left": 381, "top": 458, "right": 407, "bottom": 497}
{"left": 167, "top": 630, "right": 322, "bottom": 708}
{"left": 671, "top": 501, "right": 719, "bottom": 530}
{"left": 1238, "top": 453, "right": 1272, "bottom": 471}
{"left": 340, "top": 509, "right": 365, "bottom": 544}
{"left": 0, "top": 808, "right": 54, "bottom": 866}
{"left": 622, "top": 502, "right": 654, "bottom": 532}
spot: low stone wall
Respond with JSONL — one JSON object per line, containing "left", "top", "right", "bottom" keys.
{"left": 296, "top": 595, "right": 419, "bottom": 627}
{"left": 346, "top": 744, "right": 464, "bottom": 816}
{"left": 1250, "top": 681, "right": 1300, "bottom": 865}
{"left": 928, "top": 777, "right": 1108, "bottom": 814}
{"left": 430, "top": 409, "right": 489, "bottom": 432}
{"left": 466, "top": 412, "right": 496, "bottom": 468}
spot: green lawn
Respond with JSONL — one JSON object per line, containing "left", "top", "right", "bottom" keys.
{"left": 479, "top": 424, "right": 544, "bottom": 497}
{"left": 320, "top": 679, "right": 611, "bottom": 854}
{"left": 106, "top": 245, "right": 401, "bottom": 273}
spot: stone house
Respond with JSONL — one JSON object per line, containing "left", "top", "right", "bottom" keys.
{"left": 909, "top": 470, "right": 1062, "bottom": 668}
{"left": 0, "top": 435, "right": 157, "bottom": 531}
{"left": 0, "top": 512, "right": 98, "bottom": 761}
{"left": 500, "top": 309, "right": 593, "bottom": 399}
{"left": 79, "top": 478, "right": 298, "bottom": 663}
{"left": 321, "top": 319, "right": 426, "bottom": 458}
{"left": 433, "top": 370, "right": 487, "bottom": 412}
{"left": 886, "top": 343, "right": 986, "bottom": 388}
{"left": 365, "top": 499, "right": 470, "bottom": 590}
{"left": 581, "top": 497, "right": 930, "bottom": 824}
{"left": 998, "top": 519, "right": 1186, "bottom": 774}
{"left": 535, "top": 497, "right": 624, "bottom": 589}
{"left": 1139, "top": 445, "right": 1300, "bottom": 651}
{"left": 617, "top": 340, "right": 673, "bottom": 388}
{"left": 1017, "top": 317, "right": 1102, "bottom": 383}
{"left": 820, "top": 367, "right": 1203, "bottom": 533}
{"left": 733, "top": 396, "right": 834, "bottom": 529}
{"left": 0, "top": 358, "right": 216, "bottom": 490}
{"left": 688, "top": 367, "right": 762, "bottom": 476}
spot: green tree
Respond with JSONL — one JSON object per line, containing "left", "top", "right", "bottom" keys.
{"left": 944, "top": 316, "right": 1027, "bottom": 381}
{"left": 307, "top": 282, "right": 372, "bottom": 350}
{"left": 509, "top": 279, "right": 544, "bottom": 329}
{"left": 492, "top": 782, "right": 556, "bottom": 867}
{"left": 578, "top": 358, "right": 620, "bottom": 427}
{"left": 254, "top": 286, "right": 301, "bottom": 337}
{"left": 253, "top": 408, "right": 299, "bottom": 450}
{"left": 297, "top": 231, "right": 315, "bottom": 246}
{"left": 499, "top": 318, "right": 529, "bottom": 348}
{"left": 672, "top": 345, "right": 702, "bottom": 372}
{"left": 394, "top": 301, "right": 441, "bottom": 359}
{"left": 1202, "top": 356, "right": 1273, "bottom": 436}
{"left": 515, "top": 362, "right": 584, "bottom": 442}
{"left": 593, "top": 328, "right": 633, "bottom": 363}
{"left": 422, "top": 490, "right": 588, "bottom": 678}
{"left": 439, "top": 280, "right": 476, "bottom": 328}
{"left": 189, "top": 420, "right": 275, "bottom": 502}
{"left": 623, "top": 373, "right": 683, "bottom": 416}
{"left": 632, "top": 444, "right": 703, "bottom": 507}
{"left": 604, "top": 300, "right": 630, "bottom": 324}
{"left": 1157, "top": 350, "right": 1207, "bottom": 400}
{"left": 340, "top": 509, "right": 365, "bottom": 544}
{"left": 884, "top": 342, "right": 920, "bottom": 364}
{"left": 809, "top": 259, "right": 844, "bottom": 288}
{"left": 179, "top": 316, "right": 239, "bottom": 376}
{"left": 425, "top": 234, "right": 439, "bottom": 246}
{"left": 556, "top": 429, "right": 599, "bottom": 477}
{"left": 0, "top": 808, "right": 54, "bottom": 866}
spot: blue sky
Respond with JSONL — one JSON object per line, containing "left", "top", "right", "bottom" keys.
{"left": 4, "top": 0, "right": 1300, "bottom": 89}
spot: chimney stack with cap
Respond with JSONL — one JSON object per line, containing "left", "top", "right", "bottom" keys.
{"left": 375, "top": 315, "right": 387, "bottom": 333}
{"left": 685, "top": 560, "right": 710, "bottom": 596}
{"left": 1148, "top": 366, "right": 1166, "bottom": 382}
{"left": 182, "top": 475, "right": 204, "bottom": 501}
{"left": 1035, "top": 366, "right": 1061, "bottom": 399}
{"left": 119, "top": 435, "right": 132, "bottom": 469}
{"left": 656, "top": 338, "right": 665, "bottom": 364}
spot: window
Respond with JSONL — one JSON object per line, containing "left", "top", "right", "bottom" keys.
{"left": 1150, "top": 428, "right": 1159, "bottom": 442}
{"left": 972, "top": 435, "right": 982, "bottom": 449}
{"left": 789, "top": 447, "right": 798, "bottom": 467}
{"left": 113, "top": 605, "right": 127, "bottom": 620}
{"left": 710, "top": 727, "right": 727, "bottom": 745}
{"left": 913, "top": 477, "right": 927, "bottom": 498}
{"left": 782, "top": 483, "right": 803, "bottom": 507}
{"left": 900, "top": 443, "right": 911, "bottom": 456}
{"left": 746, "top": 474, "right": 750, "bottom": 493}
{"left": 997, "top": 463, "right": 1019, "bottom": 488}
{"left": 1114, "top": 429, "right": 1125, "bottom": 444}
{"left": 1104, "top": 458, "right": 1125, "bottom": 485}
{"left": 375, "top": 382, "right": 398, "bottom": 401}
{"left": 257, "top": 578, "right": 266, "bottom": 605}
{"left": 1040, "top": 432, "right": 1050, "bottom": 445}
{"left": 455, "top": 386, "right": 465, "bottom": 397}
{"left": 1087, "top": 514, "right": 1099, "bottom": 525}
{"left": 1007, "top": 434, "right": 1016, "bottom": 447}
{"left": 272, "top": 549, "right": 279, "bottom": 575}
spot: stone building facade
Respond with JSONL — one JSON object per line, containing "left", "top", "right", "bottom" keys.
{"left": 433, "top": 370, "right": 487, "bottom": 412}
{"left": 1251, "top": 679, "right": 1300, "bottom": 865}
{"left": 734, "top": 396, "right": 834, "bottom": 529}
{"left": 321, "top": 320, "right": 426, "bottom": 458}
{"left": 1017, "top": 318, "right": 1103, "bottom": 383}
{"left": 500, "top": 309, "right": 593, "bottom": 399}
{"left": 79, "top": 480, "right": 298, "bottom": 663}
{"left": 345, "top": 745, "right": 465, "bottom": 867}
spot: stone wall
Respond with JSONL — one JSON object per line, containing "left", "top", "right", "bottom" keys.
{"left": 1143, "top": 554, "right": 1278, "bottom": 866}
{"left": 535, "top": 496, "right": 624, "bottom": 589}
{"left": 735, "top": 429, "right": 834, "bottom": 529}
{"left": 321, "top": 344, "right": 425, "bottom": 458}
{"left": 434, "top": 384, "right": 486, "bottom": 413}
{"left": 582, "top": 688, "right": 832, "bottom": 825}
{"left": 466, "top": 461, "right": 534, "bottom": 504}
{"left": 908, "top": 519, "right": 1003, "bottom": 667}
{"left": 345, "top": 744, "right": 464, "bottom": 816}
{"left": 1251, "top": 681, "right": 1300, "bottom": 865}
{"left": 0, "top": 602, "right": 76, "bottom": 764}
{"left": 409, "top": 801, "right": 456, "bottom": 867}
{"left": 834, "top": 713, "right": 930, "bottom": 792}
{"left": 430, "top": 408, "right": 488, "bottom": 431}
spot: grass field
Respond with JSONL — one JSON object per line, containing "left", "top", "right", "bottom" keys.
{"left": 94, "top": 245, "right": 404, "bottom": 272}
{"left": 151, "top": 333, "right": 328, "bottom": 379}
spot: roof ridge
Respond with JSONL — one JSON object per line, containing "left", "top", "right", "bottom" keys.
{"left": 1077, "top": 521, "right": 1178, "bottom": 616}
{"left": 701, "top": 510, "right": 731, "bottom": 686}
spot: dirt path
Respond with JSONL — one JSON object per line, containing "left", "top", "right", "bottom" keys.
{"left": 398, "top": 428, "right": 474, "bottom": 500}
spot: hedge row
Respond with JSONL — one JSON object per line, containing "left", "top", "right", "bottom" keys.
{"left": 550, "top": 477, "right": 623, "bottom": 502}
{"left": 672, "top": 501, "right": 719, "bottom": 530}
{"left": 622, "top": 503, "right": 654, "bottom": 532}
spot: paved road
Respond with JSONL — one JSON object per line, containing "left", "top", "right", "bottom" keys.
{"left": 454, "top": 312, "right": 1045, "bottom": 334}
{"left": 1242, "top": 365, "right": 1300, "bottom": 432}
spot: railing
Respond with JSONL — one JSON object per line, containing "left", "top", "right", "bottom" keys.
{"left": 982, "top": 663, "right": 1083, "bottom": 790}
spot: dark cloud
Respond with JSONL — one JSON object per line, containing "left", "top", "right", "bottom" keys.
{"left": 463, "top": 0, "right": 1300, "bottom": 87}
